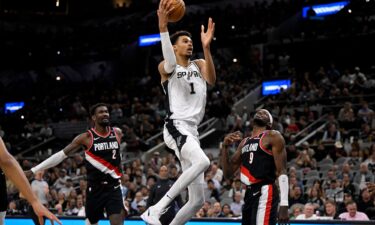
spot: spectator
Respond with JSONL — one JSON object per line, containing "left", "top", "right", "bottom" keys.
{"left": 211, "top": 202, "right": 225, "bottom": 218}
{"left": 221, "top": 204, "right": 233, "bottom": 218}
{"left": 195, "top": 208, "right": 206, "bottom": 218}
{"left": 64, "top": 198, "right": 78, "bottom": 216}
{"left": 205, "top": 179, "right": 221, "bottom": 203}
{"left": 357, "top": 188, "right": 374, "bottom": 217}
{"left": 31, "top": 171, "right": 50, "bottom": 207}
{"left": 295, "top": 203, "right": 318, "bottom": 220}
{"left": 228, "top": 178, "right": 245, "bottom": 199}
{"left": 290, "top": 203, "right": 304, "bottom": 220}
{"left": 58, "top": 178, "right": 74, "bottom": 198}
{"left": 357, "top": 101, "right": 374, "bottom": 124}
{"left": 306, "top": 187, "right": 324, "bottom": 211}
{"left": 53, "top": 169, "right": 70, "bottom": 191}
{"left": 229, "top": 191, "right": 244, "bottom": 217}
{"left": 325, "top": 180, "right": 343, "bottom": 203}
{"left": 210, "top": 163, "right": 223, "bottom": 184}
{"left": 323, "top": 199, "right": 339, "bottom": 219}
{"left": 322, "top": 123, "right": 341, "bottom": 144}
{"left": 353, "top": 163, "right": 374, "bottom": 190}
{"left": 289, "top": 185, "right": 307, "bottom": 206}
{"left": 338, "top": 201, "right": 369, "bottom": 221}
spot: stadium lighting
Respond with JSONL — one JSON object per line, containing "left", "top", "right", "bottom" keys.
{"left": 56, "top": 0, "right": 60, "bottom": 7}
{"left": 21, "top": 115, "right": 25, "bottom": 119}
{"left": 56, "top": 76, "right": 61, "bottom": 81}
{"left": 231, "top": 25, "right": 235, "bottom": 30}
{"left": 233, "top": 58, "right": 238, "bottom": 63}
{"left": 348, "top": 9, "right": 352, "bottom": 13}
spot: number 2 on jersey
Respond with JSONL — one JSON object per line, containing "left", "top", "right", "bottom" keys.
{"left": 112, "top": 150, "right": 116, "bottom": 159}
{"left": 249, "top": 152, "right": 254, "bottom": 164}
{"left": 189, "top": 83, "right": 196, "bottom": 94}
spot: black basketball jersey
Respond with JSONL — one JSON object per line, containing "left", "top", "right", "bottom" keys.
{"left": 240, "top": 131, "right": 276, "bottom": 186}
{"left": 85, "top": 127, "right": 122, "bottom": 185}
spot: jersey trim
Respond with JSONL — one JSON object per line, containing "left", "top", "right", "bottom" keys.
{"left": 241, "top": 165, "right": 262, "bottom": 184}
{"left": 162, "top": 80, "right": 173, "bottom": 118}
{"left": 91, "top": 127, "right": 111, "bottom": 138}
{"left": 84, "top": 130, "right": 94, "bottom": 152}
{"left": 259, "top": 131, "right": 273, "bottom": 155}
{"left": 85, "top": 150, "right": 122, "bottom": 179}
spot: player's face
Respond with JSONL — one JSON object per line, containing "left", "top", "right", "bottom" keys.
{"left": 174, "top": 35, "right": 193, "bottom": 57}
{"left": 253, "top": 109, "right": 272, "bottom": 127}
{"left": 93, "top": 106, "right": 110, "bottom": 126}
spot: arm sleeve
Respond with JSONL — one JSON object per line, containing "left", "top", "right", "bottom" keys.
{"left": 278, "top": 174, "right": 289, "bottom": 206}
{"left": 160, "top": 32, "right": 177, "bottom": 74}
{"left": 31, "top": 150, "right": 67, "bottom": 173}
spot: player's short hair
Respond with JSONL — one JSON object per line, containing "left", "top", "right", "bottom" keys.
{"left": 170, "top": 30, "right": 192, "bottom": 44}
{"left": 89, "top": 103, "right": 108, "bottom": 116}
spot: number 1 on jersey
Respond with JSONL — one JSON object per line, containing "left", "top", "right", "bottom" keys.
{"left": 189, "top": 83, "right": 196, "bottom": 94}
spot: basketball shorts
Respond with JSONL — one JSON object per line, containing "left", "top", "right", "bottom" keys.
{"left": 86, "top": 182, "right": 125, "bottom": 224}
{"left": 242, "top": 183, "right": 279, "bottom": 225}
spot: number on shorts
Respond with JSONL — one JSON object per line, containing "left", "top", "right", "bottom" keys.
{"left": 112, "top": 150, "right": 116, "bottom": 159}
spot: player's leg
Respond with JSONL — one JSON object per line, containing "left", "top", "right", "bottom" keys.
{"left": 107, "top": 185, "right": 126, "bottom": 225}
{"left": 85, "top": 186, "right": 104, "bottom": 225}
{"left": 242, "top": 188, "right": 259, "bottom": 225}
{"left": 142, "top": 134, "right": 209, "bottom": 224}
{"left": 169, "top": 170, "right": 205, "bottom": 225}
{"left": 0, "top": 211, "right": 5, "bottom": 225}
{"left": 256, "top": 184, "right": 278, "bottom": 225}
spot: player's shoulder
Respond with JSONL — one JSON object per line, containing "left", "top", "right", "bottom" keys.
{"left": 267, "top": 130, "right": 284, "bottom": 140}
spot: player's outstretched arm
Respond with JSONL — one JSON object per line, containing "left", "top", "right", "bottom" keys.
{"left": 197, "top": 17, "right": 216, "bottom": 86}
{"left": 158, "top": 0, "right": 176, "bottom": 79}
{"left": 0, "top": 138, "right": 61, "bottom": 225}
{"left": 25, "top": 132, "right": 89, "bottom": 177}
{"left": 270, "top": 131, "right": 289, "bottom": 225}
{"left": 220, "top": 131, "right": 243, "bottom": 179}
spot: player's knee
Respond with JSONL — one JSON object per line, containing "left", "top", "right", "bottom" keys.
{"left": 190, "top": 196, "right": 205, "bottom": 211}
{"left": 197, "top": 155, "right": 210, "bottom": 171}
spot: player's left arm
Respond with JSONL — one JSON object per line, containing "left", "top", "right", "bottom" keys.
{"left": 269, "top": 130, "right": 289, "bottom": 224}
{"left": 196, "top": 17, "right": 216, "bottom": 86}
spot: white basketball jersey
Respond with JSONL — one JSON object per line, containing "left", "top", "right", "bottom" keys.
{"left": 162, "top": 61, "right": 207, "bottom": 125}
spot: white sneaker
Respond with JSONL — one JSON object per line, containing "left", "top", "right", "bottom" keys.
{"left": 141, "top": 206, "right": 162, "bottom": 225}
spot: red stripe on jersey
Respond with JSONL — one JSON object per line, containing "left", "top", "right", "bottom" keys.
{"left": 264, "top": 184, "right": 273, "bottom": 225}
{"left": 241, "top": 165, "right": 262, "bottom": 183}
{"left": 259, "top": 131, "right": 273, "bottom": 155}
{"left": 85, "top": 150, "right": 122, "bottom": 177}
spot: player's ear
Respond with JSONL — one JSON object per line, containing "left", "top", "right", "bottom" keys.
{"left": 91, "top": 115, "right": 96, "bottom": 122}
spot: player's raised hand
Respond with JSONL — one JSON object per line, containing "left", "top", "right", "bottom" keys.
{"left": 201, "top": 17, "right": 215, "bottom": 49}
{"left": 223, "top": 131, "right": 242, "bottom": 146}
{"left": 158, "top": 0, "right": 174, "bottom": 29}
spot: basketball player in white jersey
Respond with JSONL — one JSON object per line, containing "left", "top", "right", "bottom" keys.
{"left": 141, "top": 0, "right": 216, "bottom": 225}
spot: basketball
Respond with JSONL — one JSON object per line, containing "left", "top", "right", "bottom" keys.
{"left": 168, "top": 0, "right": 185, "bottom": 22}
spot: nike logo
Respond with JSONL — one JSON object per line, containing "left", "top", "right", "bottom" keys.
{"left": 94, "top": 137, "right": 100, "bottom": 141}
{"left": 253, "top": 191, "right": 260, "bottom": 196}
{"left": 114, "top": 185, "right": 121, "bottom": 189}
{"left": 166, "top": 194, "right": 172, "bottom": 199}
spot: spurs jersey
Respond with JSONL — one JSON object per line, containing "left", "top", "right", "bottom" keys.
{"left": 162, "top": 61, "right": 207, "bottom": 125}
{"left": 240, "top": 131, "right": 276, "bottom": 186}
{"left": 85, "top": 127, "right": 122, "bottom": 185}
